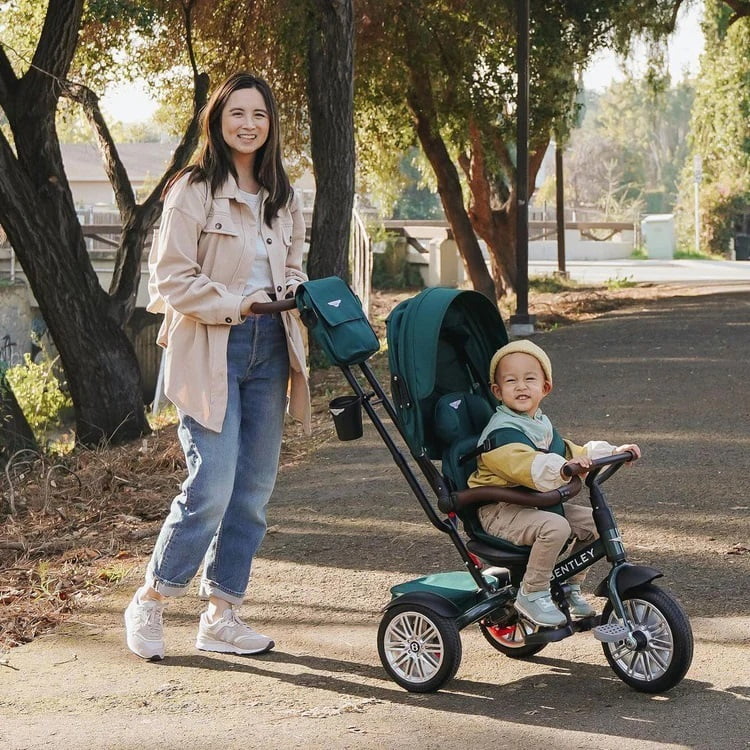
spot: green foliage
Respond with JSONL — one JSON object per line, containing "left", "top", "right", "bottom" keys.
{"left": 565, "top": 75, "right": 694, "bottom": 218}
{"left": 529, "top": 274, "right": 580, "bottom": 293}
{"left": 371, "top": 236, "right": 424, "bottom": 290}
{"left": 630, "top": 246, "right": 648, "bottom": 259}
{"left": 5, "top": 355, "right": 73, "bottom": 441}
{"left": 390, "top": 150, "right": 444, "bottom": 220}
{"left": 677, "top": 1, "right": 750, "bottom": 255}
{"left": 674, "top": 246, "right": 725, "bottom": 260}
{"left": 605, "top": 274, "right": 637, "bottom": 290}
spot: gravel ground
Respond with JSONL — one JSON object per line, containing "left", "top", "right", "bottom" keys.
{"left": 1, "top": 286, "right": 748, "bottom": 750}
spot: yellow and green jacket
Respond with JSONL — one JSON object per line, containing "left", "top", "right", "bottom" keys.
{"left": 467, "top": 405, "right": 616, "bottom": 493}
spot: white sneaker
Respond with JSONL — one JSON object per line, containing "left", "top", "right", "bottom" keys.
{"left": 124, "top": 592, "right": 166, "bottom": 660}
{"left": 567, "top": 584, "right": 596, "bottom": 618}
{"left": 514, "top": 585, "right": 567, "bottom": 627}
{"left": 195, "top": 609, "right": 274, "bottom": 655}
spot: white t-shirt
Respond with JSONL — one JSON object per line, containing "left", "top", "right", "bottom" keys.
{"left": 237, "top": 189, "right": 274, "bottom": 296}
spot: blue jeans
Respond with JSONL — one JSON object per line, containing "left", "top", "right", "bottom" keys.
{"left": 146, "top": 314, "right": 289, "bottom": 605}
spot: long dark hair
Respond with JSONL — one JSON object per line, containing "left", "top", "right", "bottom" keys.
{"left": 165, "top": 72, "right": 292, "bottom": 226}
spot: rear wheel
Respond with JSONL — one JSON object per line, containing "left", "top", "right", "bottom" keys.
{"left": 479, "top": 618, "right": 547, "bottom": 659}
{"left": 378, "top": 603, "right": 462, "bottom": 693}
{"left": 601, "top": 584, "right": 693, "bottom": 693}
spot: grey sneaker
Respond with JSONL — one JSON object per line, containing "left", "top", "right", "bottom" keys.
{"left": 567, "top": 584, "right": 596, "bottom": 618}
{"left": 514, "top": 586, "right": 567, "bottom": 627}
{"left": 124, "top": 592, "right": 166, "bottom": 660}
{"left": 195, "top": 610, "right": 274, "bottom": 655}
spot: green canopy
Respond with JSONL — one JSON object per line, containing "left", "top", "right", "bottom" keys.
{"left": 386, "top": 288, "right": 508, "bottom": 459}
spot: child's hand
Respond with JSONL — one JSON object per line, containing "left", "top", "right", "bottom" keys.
{"left": 560, "top": 456, "right": 593, "bottom": 478}
{"left": 615, "top": 444, "right": 641, "bottom": 463}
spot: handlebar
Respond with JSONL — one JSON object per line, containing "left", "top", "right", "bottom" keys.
{"left": 249, "top": 298, "right": 298, "bottom": 314}
{"left": 562, "top": 450, "right": 637, "bottom": 485}
{"left": 439, "top": 476, "right": 582, "bottom": 515}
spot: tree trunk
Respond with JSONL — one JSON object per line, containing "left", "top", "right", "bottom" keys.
{"left": 462, "top": 124, "right": 550, "bottom": 296}
{"left": 0, "top": 371, "right": 38, "bottom": 458}
{"left": 0, "top": 25, "right": 149, "bottom": 445}
{"left": 0, "top": 1, "right": 208, "bottom": 446}
{"left": 406, "top": 71, "right": 497, "bottom": 303}
{"left": 0, "top": 161, "right": 149, "bottom": 445}
{"left": 305, "top": 0, "right": 355, "bottom": 282}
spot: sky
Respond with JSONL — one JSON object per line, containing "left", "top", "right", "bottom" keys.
{"left": 582, "top": 1, "right": 705, "bottom": 90}
{"left": 100, "top": 3, "right": 706, "bottom": 123}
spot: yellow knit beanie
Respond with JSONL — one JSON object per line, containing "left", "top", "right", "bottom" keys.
{"left": 489, "top": 340, "right": 553, "bottom": 386}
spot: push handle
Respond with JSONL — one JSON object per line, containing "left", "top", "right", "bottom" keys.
{"left": 249, "top": 298, "right": 298, "bottom": 314}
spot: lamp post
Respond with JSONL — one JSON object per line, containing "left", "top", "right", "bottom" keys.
{"left": 693, "top": 154, "right": 702, "bottom": 254}
{"left": 555, "top": 140, "right": 568, "bottom": 277}
{"left": 509, "top": 0, "right": 536, "bottom": 336}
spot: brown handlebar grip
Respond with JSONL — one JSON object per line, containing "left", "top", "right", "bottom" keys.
{"left": 250, "top": 298, "right": 297, "bottom": 314}
{"left": 562, "top": 450, "right": 637, "bottom": 477}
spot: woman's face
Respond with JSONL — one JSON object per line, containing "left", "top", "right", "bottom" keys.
{"left": 220, "top": 87, "right": 270, "bottom": 164}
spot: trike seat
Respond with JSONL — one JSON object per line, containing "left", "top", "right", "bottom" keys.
{"left": 433, "top": 392, "right": 582, "bottom": 561}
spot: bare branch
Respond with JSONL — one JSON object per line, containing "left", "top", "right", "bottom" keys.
{"left": 140, "top": 72, "right": 210, "bottom": 222}
{"left": 666, "top": 0, "right": 686, "bottom": 33}
{"left": 182, "top": 0, "right": 201, "bottom": 79}
{"left": 61, "top": 81, "right": 136, "bottom": 216}
{"left": 106, "top": 0, "right": 210, "bottom": 319}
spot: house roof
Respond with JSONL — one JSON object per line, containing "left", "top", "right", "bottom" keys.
{"left": 61, "top": 142, "right": 178, "bottom": 183}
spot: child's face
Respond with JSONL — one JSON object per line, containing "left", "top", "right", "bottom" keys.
{"left": 491, "top": 352, "right": 551, "bottom": 415}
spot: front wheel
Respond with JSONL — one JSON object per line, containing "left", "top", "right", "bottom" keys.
{"left": 378, "top": 603, "right": 462, "bottom": 693}
{"left": 601, "top": 584, "right": 693, "bottom": 693}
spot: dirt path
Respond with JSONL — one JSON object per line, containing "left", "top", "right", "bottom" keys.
{"left": 1, "top": 288, "right": 749, "bottom": 749}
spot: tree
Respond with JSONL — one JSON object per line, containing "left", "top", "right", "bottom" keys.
{"left": 678, "top": 0, "right": 750, "bottom": 253}
{"left": 559, "top": 76, "right": 694, "bottom": 218}
{"left": 304, "top": 0, "right": 356, "bottom": 281}
{"left": 0, "top": 0, "right": 209, "bottom": 446}
{"left": 356, "top": 1, "right": 697, "bottom": 300}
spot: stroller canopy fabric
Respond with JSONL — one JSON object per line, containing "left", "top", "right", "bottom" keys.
{"left": 386, "top": 287, "right": 508, "bottom": 459}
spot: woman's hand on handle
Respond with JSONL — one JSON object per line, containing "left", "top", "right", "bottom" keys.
{"left": 240, "top": 297, "right": 298, "bottom": 316}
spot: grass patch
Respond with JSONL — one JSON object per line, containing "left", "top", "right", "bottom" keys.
{"left": 674, "top": 248, "right": 726, "bottom": 260}
{"left": 605, "top": 274, "right": 637, "bottom": 290}
{"left": 529, "top": 274, "right": 580, "bottom": 294}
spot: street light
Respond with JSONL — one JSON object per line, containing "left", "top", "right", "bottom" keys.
{"left": 509, "top": 0, "right": 536, "bottom": 336}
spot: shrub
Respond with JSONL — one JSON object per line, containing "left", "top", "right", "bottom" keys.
{"left": 4, "top": 354, "right": 72, "bottom": 441}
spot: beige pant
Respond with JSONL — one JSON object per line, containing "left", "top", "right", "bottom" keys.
{"left": 480, "top": 502, "right": 598, "bottom": 592}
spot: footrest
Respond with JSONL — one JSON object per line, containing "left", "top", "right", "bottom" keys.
{"left": 592, "top": 623, "right": 629, "bottom": 643}
{"left": 524, "top": 623, "right": 574, "bottom": 645}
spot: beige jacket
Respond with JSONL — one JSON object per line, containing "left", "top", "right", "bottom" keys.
{"left": 147, "top": 172, "right": 311, "bottom": 433}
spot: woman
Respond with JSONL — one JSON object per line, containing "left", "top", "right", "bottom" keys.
{"left": 125, "top": 73, "right": 310, "bottom": 660}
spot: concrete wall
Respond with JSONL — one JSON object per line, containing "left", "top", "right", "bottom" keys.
{"left": 0, "top": 282, "right": 37, "bottom": 366}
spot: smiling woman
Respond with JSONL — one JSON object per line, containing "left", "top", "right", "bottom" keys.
{"left": 124, "top": 72, "right": 311, "bottom": 663}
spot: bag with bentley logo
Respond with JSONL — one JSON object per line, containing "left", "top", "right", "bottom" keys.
{"left": 295, "top": 276, "right": 380, "bottom": 366}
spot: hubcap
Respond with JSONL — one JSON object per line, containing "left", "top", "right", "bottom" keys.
{"left": 606, "top": 598, "right": 674, "bottom": 680}
{"left": 383, "top": 612, "right": 444, "bottom": 683}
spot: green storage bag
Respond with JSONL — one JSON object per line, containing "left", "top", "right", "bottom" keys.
{"left": 295, "top": 277, "right": 380, "bottom": 366}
